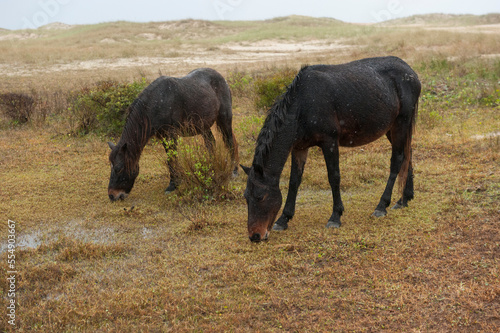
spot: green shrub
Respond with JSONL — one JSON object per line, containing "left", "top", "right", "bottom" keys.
{"left": 253, "top": 68, "right": 297, "bottom": 111}
{"left": 68, "top": 78, "right": 148, "bottom": 136}
{"left": 162, "top": 134, "right": 238, "bottom": 202}
{"left": 226, "top": 70, "right": 253, "bottom": 97}
{"left": 418, "top": 58, "right": 500, "bottom": 117}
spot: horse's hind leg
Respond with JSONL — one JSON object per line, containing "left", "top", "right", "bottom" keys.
{"left": 393, "top": 159, "right": 414, "bottom": 209}
{"left": 217, "top": 117, "right": 239, "bottom": 176}
{"left": 373, "top": 125, "right": 410, "bottom": 217}
{"left": 373, "top": 148, "right": 401, "bottom": 216}
{"left": 162, "top": 137, "right": 179, "bottom": 194}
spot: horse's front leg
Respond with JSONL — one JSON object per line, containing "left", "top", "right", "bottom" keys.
{"left": 321, "top": 140, "right": 344, "bottom": 228}
{"left": 273, "top": 148, "right": 309, "bottom": 231}
{"left": 162, "top": 136, "right": 179, "bottom": 194}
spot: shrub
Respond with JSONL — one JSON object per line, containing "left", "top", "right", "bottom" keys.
{"left": 162, "top": 134, "right": 238, "bottom": 202}
{"left": 0, "top": 93, "right": 35, "bottom": 125}
{"left": 68, "top": 78, "right": 148, "bottom": 136}
{"left": 253, "top": 68, "right": 297, "bottom": 111}
{"left": 226, "top": 70, "right": 253, "bottom": 97}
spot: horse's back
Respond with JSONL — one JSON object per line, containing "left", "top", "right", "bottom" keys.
{"left": 185, "top": 67, "right": 225, "bottom": 83}
{"left": 296, "top": 57, "right": 420, "bottom": 147}
{"left": 184, "top": 68, "right": 233, "bottom": 119}
{"left": 141, "top": 68, "right": 229, "bottom": 103}
{"left": 135, "top": 69, "right": 226, "bottom": 133}
{"left": 184, "top": 68, "right": 231, "bottom": 95}
{"left": 308, "top": 57, "right": 420, "bottom": 103}
{"left": 305, "top": 56, "right": 418, "bottom": 89}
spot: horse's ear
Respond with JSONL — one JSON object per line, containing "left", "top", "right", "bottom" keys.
{"left": 240, "top": 165, "right": 251, "bottom": 175}
{"left": 108, "top": 142, "right": 116, "bottom": 150}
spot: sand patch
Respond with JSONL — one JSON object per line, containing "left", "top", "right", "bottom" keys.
{"left": 0, "top": 32, "right": 39, "bottom": 41}
{"left": 0, "top": 39, "right": 354, "bottom": 77}
{"left": 425, "top": 24, "right": 500, "bottom": 34}
{"left": 137, "top": 33, "right": 162, "bottom": 40}
{"left": 40, "top": 22, "right": 73, "bottom": 30}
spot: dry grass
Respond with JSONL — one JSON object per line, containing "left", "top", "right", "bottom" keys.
{"left": 0, "top": 15, "right": 499, "bottom": 332}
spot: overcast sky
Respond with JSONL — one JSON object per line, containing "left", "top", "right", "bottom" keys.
{"left": 1, "top": 0, "right": 499, "bottom": 30}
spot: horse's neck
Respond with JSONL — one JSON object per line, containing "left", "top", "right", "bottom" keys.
{"left": 264, "top": 118, "right": 298, "bottom": 180}
{"left": 119, "top": 111, "right": 152, "bottom": 160}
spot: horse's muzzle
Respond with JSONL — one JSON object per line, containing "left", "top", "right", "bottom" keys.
{"left": 249, "top": 231, "right": 269, "bottom": 243}
{"left": 108, "top": 189, "right": 128, "bottom": 201}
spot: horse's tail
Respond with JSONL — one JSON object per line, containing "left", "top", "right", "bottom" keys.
{"left": 231, "top": 129, "right": 240, "bottom": 168}
{"left": 398, "top": 99, "right": 418, "bottom": 193}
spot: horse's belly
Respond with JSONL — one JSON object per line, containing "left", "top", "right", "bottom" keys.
{"left": 338, "top": 130, "right": 387, "bottom": 147}
{"left": 337, "top": 109, "right": 395, "bottom": 147}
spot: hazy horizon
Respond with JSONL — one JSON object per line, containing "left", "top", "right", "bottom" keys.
{"left": 0, "top": 0, "right": 499, "bottom": 30}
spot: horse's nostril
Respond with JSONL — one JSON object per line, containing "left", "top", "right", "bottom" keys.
{"left": 109, "top": 194, "right": 115, "bottom": 201}
{"left": 249, "top": 233, "right": 261, "bottom": 242}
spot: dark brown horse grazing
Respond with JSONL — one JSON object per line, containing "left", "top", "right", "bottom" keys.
{"left": 108, "top": 68, "right": 239, "bottom": 201}
{"left": 242, "top": 56, "right": 421, "bottom": 242}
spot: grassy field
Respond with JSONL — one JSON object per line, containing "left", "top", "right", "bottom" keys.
{"left": 0, "top": 15, "right": 499, "bottom": 332}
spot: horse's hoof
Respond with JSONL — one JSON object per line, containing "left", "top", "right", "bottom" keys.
{"left": 165, "top": 181, "right": 177, "bottom": 194}
{"left": 372, "top": 210, "right": 387, "bottom": 217}
{"left": 164, "top": 183, "right": 176, "bottom": 194}
{"left": 326, "top": 220, "right": 341, "bottom": 228}
{"left": 392, "top": 203, "right": 404, "bottom": 210}
{"left": 272, "top": 222, "right": 288, "bottom": 231}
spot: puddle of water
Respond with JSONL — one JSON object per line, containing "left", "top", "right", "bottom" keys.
{"left": 0, "top": 218, "right": 168, "bottom": 253}
{"left": 0, "top": 230, "right": 43, "bottom": 253}
{"left": 471, "top": 131, "right": 500, "bottom": 140}
{"left": 142, "top": 227, "right": 153, "bottom": 239}
{"left": 17, "top": 231, "right": 43, "bottom": 249}
{"left": 63, "top": 221, "right": 115, "bottom": 245}
{"left": 0, "top": 220, "right": 118, "bottom": 253}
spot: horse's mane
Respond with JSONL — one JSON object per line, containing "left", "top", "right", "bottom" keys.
{"left": 118, "top": 98, "right": 152, "bottom": 173}
{"left": 252, "top": 66, "right": 306, "bottom": 168}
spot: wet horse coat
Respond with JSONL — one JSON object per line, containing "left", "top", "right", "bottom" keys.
{"left": 108, "top": 68, "right": 239, "bottom": 201}
{"left": 243, "top": 56, "right": 421, "bottom": 242}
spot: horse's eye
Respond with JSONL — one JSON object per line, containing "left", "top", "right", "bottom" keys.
{"left": 253, "top": 188, "right": 267, "bottom": 202}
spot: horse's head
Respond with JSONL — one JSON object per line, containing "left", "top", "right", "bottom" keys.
{"left": 242, "top": 164, "right": 282, "bottom": 242}
{"left": 107, "top": 142, "right": 139, "bottom": 201}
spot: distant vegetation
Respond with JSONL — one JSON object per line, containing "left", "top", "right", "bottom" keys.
{"left": 380, "top": 13, "right": 500, "bottom": 25}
